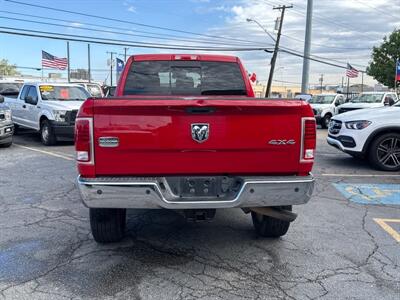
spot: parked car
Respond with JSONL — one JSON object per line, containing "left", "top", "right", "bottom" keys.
{"left": 75, "top": 54, "right": 316, "bottom": 243}
{"left": 338, "top": 92, "right": 398, "bottom": 114}
{"left": 4, "top": 83, "right": 91, "bottom": 145}
{"left": 0, "top": 81, "right": 23, "bottom": 98}
{"left": 76, "top": 82, "right": 104, "bottom": 97}
{"left": 294, "top": 93, "right": 312, "bottom": 102}
{"left": 309, "top": 93, "right": 346, "bottom": 128}
{"left": 0, "top": 95, "right": 14, "bottom": 147}
{"left": 327, "top": 101, "right": 400, "bottom": 171}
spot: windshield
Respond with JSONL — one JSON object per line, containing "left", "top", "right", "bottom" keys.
{"left": 309, "top": 95, "right": 335, "bottom": 104}
{"left": 87, "top": 84, "right": 103, "bottom": 97}
{"left": 123, "top": 61, "right": 247, "bottom": 96}
{"left": 0, "top": 82, "right": 22, "bottom": 95}
{"left": 39, "top": 85, "right": 90, "bottom": 101}
{"left": 352, "top": 93, "right": 384, "bottom": 103}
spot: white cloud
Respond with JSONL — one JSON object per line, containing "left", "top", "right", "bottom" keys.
{"left": 127, "top": 6, "right": 136, "bottom": 13}
{"left": 200, "top": 0, "right": 400, "bottom": 87}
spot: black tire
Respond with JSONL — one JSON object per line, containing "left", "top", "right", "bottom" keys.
{"left": 321, "top": 114, "right": 332, "bottom": 129}
{"left": 368, "top": 133, "right": 400, "bottom": 171}
{"left": 90, "top": 208, "right": 126, "bottom": 243}
{"left": 40, "top": 119, "right": 57, "bottom": 146}
{"left": 0, "top": 141, "right": 12, "bottom": 148}
{"left": 251, "top": 206, "right": 291, "bottom": 237}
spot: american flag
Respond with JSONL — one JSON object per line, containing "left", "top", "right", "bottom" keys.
{"left": 42, "top": 51, "right": 68, "bottom": 70}
{"left": 346, "top": 63, "right": 359, "bottom": 78}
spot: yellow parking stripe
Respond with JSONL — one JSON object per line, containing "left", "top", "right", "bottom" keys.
{"left": 13, "top": 144, "right": 74, "bottom": 161}
{"left": 373, "top": 218, "right": 400, "bottom": 243}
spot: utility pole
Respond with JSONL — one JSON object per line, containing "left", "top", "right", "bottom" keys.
{"left": 106, "top": 51, "right": 117, "bottom": 86}
{"left": 87, "top": 44, "right": 91, "bottom": 83}
{"left": 67, "top": 41, "right": 70, "bottom": 83}
{"left": 319, "top": 74, "right": 323, "bottom": 93}
{"left": 301, "top": 0, "right": 313, "bottom": 94}
{"left": 265, "top": 4, "right": 292, "bottom": 98}
{"left": 124, "top": 47, "right": 129, "bottom": 63}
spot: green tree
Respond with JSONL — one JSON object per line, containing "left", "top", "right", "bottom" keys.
{"left": 0, "top": 59, "right": 20, "bottom": 76}
{"left": 367, "top": 30, "right": 400, "bottom": 89}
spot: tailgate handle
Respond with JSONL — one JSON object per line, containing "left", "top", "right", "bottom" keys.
{"left": 186, "top": 107, "right": 215, "bottom": 114}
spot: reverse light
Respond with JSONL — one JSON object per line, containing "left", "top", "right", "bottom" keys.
{"left": 301, "top": 118, "right": 316, "bottom": 163}
{"left": 345, "top": 120, "right": 371, "bottom": 130}
{"left": 75, "top": 118, "right": 93, "bottom": 164}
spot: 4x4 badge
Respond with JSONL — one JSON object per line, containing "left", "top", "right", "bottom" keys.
{"left": 191, "top": 123, "right": 209, "bottom": 143}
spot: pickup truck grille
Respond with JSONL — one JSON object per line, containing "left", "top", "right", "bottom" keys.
{"left": 328, "top": 120, "right": 342, "bottom": 134}
{"left": 338, "top": 107, "right": 360, "bottom": 114}
{"left": 65, "top": 110, "right": 78, "bottom": 125}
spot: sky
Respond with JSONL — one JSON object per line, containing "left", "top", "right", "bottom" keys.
{"left": 0, "top": 0, "right": 399, "bottom": 87}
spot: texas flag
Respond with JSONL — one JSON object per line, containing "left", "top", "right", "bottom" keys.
{"left": 116, "top": 58, "right": 124, "bottom": 73}
{"left": 396, "top": 59, "right": 400, "bottom": 81}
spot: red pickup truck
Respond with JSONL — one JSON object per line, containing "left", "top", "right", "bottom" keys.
{"left": 75, "top": 54, "right": 316, "bottom": 243}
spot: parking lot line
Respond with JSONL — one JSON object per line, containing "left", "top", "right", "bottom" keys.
{"left": 321, "top": 174, "right": 400, "bottom": 178}
{"left": 373, "top": 218, "right": 400, "bottom": 243}
{"left": 13, "top": 144, "right": 75, "bottom": 161}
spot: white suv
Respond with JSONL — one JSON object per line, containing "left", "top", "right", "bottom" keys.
{"left": 327, "top": 102, "right": 400, "bottom": 171}
{"left": 309, "top": 94, "right": 346, "bottom": 128}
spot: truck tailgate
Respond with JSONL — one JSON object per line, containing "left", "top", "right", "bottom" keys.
{"left": 92, "top": 98, "right": 308, "bottom": 176}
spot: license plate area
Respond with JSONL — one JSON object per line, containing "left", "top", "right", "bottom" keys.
{"left": 165, "top": 176, "right": 243, "bottom": 200}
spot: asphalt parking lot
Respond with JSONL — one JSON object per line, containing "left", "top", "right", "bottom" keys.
{"left": 0, "top": 129, "right": 399, "bottom": 300}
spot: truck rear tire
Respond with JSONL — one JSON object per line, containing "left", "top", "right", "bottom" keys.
{"left": 251, "top": 206, "right": 291, "bottom": 237}
{"left": 89, "top": 208, "right": 126, "bottom": 243}
{"left": 40, "top": 119, "right": 57, "bottom": 146}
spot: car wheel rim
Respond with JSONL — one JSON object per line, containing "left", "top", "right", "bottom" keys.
{"left": 377, "top": 137, "right": 400, "bottom": 168}
{"left": 42, "top": 126, "right": 49, "bottom": 142}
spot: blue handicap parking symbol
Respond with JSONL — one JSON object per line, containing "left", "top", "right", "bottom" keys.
{"left": 333, "top": 183, "right": 400, "bottom": 205}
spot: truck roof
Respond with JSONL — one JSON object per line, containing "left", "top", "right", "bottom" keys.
{"left": 131, "top": 54, "right": 239, "bottom": 63}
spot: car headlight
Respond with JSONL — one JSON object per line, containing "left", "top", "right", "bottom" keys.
{"left": 53, "top": 110, "right": 67, "bottom": 122}
{"left": 0, "top": 110, "right": 11, "bottom": 121}
{"left": 345, "top": 120, "right": 371, "bottom": 130}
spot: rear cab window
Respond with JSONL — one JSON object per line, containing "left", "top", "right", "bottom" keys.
{"left": 123, "top": 60, "right": 247, "bottom": 96}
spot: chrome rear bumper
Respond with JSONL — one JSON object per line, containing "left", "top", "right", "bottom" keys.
{"left": 77, "top": 175, "right": 315, "bottom": 209}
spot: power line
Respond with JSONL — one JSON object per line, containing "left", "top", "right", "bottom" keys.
{"left": 2, "top": 1, "right": 371, "bottom": 70}
{"left": 0, "top": 10, "right": 270, "bottom": 47}
{"left": 4, "top": 0, "right": 271, "bottom": 45}
{"left": 0, "top": 15, "right": 272, "bottom": 48}
{"left": 262, "top": 0, "right": 384, "bottom": 40}
{"left": 0, "top": 26, "right": 273, "bottom": 51}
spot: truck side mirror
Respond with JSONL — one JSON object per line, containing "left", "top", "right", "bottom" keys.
{"left": 384, "top": 97, "right": 395, "bottom": 106}
{"left": 0, "top": 95, "right": 4, "bottom": 103}
{"left": 334, "top": 100, "right": 340, "bottom": 106}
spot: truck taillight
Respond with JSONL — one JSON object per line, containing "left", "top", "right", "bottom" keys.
{"left": 300, "top": 118, "right": 316, "bottom": 163}
{"left": 75, "top": 118, "right": 94, "bottom": 164}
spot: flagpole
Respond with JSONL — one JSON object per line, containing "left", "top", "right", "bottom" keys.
{"left": 395, "top": 59, "right": 398, "bottom": 95}
{"left": 67, "top": 41, "right": 70, "bottom": 83}
{"left": 361, "top": 71, "right": 364, "bottom": 94}
{"left": 346, "top": 76, "right": 350, "bottom": 100}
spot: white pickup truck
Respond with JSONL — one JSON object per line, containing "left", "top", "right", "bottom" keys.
{"left": 4, "top": 83, "right": 90, "bottom": 145}
{"left": 338, "top": 92, "right": 398, "bottom": 114}
{"left": 309, "top": 93, "right": 346, "bottom": 128}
